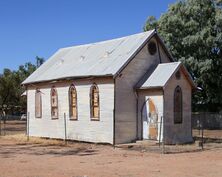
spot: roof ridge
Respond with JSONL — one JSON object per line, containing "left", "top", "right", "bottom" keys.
{"left": 60, "top": 29, "right": 155, "bottom": 50}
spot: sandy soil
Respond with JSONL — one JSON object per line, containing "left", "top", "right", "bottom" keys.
{"left": 0, "top": 136, "right": 222, "bottom": 177}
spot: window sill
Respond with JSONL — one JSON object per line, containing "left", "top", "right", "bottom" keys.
{"left": 90, "top": 118, "right": 100, "bottom": 121}
{"left": 69, "top": 118, "right": 78, "bottom": 121}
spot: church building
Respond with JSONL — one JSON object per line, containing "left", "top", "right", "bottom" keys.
{"left": 22, "top": 29, "right": 195, "bottom": 144}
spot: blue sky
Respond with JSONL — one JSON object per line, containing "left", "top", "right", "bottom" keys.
{"left": 0, "top": 0, "right": 176, "bottom": 73}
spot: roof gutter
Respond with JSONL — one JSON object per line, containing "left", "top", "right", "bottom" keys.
{"left": 136, "top": 86, "right": 163, "bottom": 90}
{"left": 21, "top": 74, "right": 114, "bottom": 86}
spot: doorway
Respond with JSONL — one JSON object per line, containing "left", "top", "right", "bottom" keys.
{"left": 142, "top": 98, "right": 158, "bottom": 140}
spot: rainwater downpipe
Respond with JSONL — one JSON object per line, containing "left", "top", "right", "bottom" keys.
{"left": 157, "top": 39, "right": 162, "bottom": 64}
{"left": 134, "top": 90, "right": 139, "bottom": 140}
{"left": 162, "top": 88, "right": 165, "bottom": 153}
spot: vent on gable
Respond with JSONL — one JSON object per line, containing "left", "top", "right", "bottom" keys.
{"left": 148, "top": 41, "right": 157, "bottom": 55}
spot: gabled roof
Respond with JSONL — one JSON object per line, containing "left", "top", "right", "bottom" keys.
{"left": 22, "top": 29, "right": 159, "bottom": 85}
{"left": 139, "top": 62, "right": 196, "bottom": 89}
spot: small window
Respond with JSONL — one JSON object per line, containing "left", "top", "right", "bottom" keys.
{"left": 69, "top": 84, "right": 78, "bottom": 120}
{"left": 148, "top": 41, "right": 157, "bottom": 55}
{"left": 51, "top": 87, "right": 58, "bottom": 119}
{"left": 90, "top": 84, "right": 100, "bottom": 120}
{"left": 174, "top": 86, "right": 183, "bottom": 124}
{"left": 35, "top": 89, "right": 42, "bottom": 118}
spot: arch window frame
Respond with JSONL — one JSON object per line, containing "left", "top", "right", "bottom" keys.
{"left": 35, "top": 89, "right": 42, "bottom": 118}
{"left": 90, "top": 83, "right": 100, "bottom": 121}
{"left": 51, "top": 87, "right": 59, "bottom": 119}
{"left": 69, "top": 84, "right": 78, "bottom": 120}
{"left": 174, "top": 85, "right": 183, "bottom": 124}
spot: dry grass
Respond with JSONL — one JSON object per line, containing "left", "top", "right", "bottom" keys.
{"left": 0, "top": 134, "right": 67, "bottom": 146}
{"left": 0, "top": 134, "right": 102, "bottom": 152}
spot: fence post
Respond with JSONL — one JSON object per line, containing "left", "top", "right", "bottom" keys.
{"left": 201, "top": 112, "right": 204, "bottom": 150}
{"left": 159, "top": 116, "right": 163, "bottom": 147}
{"left": 64, "top": 113, "right": 67, "bottom": 145}
{"left": 27, "top": 112, "right": 30, "bottom": 141}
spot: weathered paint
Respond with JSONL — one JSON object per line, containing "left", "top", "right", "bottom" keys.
{"left": 137, "top": 90, "right": 164, "bottom": 141}
{"left": 27, "top": 78, "right": 114, "bottom": 144}
{"left": 114, "top": 37, "right": 170, "bottom": 144}
{"left": 163, "top": 68, "right": 193, "bottom": 144}
{"left": 26, "top": 33, "right": 193, "bottom": 145}
{"left": 158, "top": 39, "right": 172, "bottom": 63}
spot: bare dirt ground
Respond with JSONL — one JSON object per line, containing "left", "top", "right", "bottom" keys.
{"left": 0, "top": 135, "right": 222, "bottom": 177}
{"left": 0, "top": 121, "right": 222, "bottom": 177}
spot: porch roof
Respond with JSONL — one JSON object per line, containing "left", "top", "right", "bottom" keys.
{"left": 138, "top": 62, "right": 196, "bottom": 89}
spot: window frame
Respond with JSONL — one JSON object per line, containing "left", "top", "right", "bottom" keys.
{"left": 50, "top": 87, "right": 59, "bottom": 119}
{"left": 90, "top": 83, "right": 100, "bottom": 121}
{"left": 69, "top": 84, "right": 78, "bottom": 120}
{"left": 174, "top": 85, "right": 183, "bottom": 124}
{"left": 35, "top": 89, "right": 42, "bottom": 118}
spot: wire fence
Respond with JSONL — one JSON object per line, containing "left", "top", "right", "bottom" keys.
{"left": 0, "top": 112, "right": 221, "bottom": 154}
{"left": 161, "top": 112, "right": 222, "bottom": 153}
{"left": 192, "top": 112, "right": 222, "bottom": 148}
{"left": 0, "top": 115, "right": 27, "bottom": 136}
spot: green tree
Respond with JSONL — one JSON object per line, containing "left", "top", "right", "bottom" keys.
{"left": 36, "top": 56, "right": 45, "bottom": 68}
{"left": 0, "top": 56, "right": 44, "bottom": 115}
{"left": 144, "top": 0, "right": 222, "bottom": 112}
{"left": 143, "top": 16, "right": 158, "bottom": 31}
{"left": 0, "top": 69, "right": 17, "bottom": 114}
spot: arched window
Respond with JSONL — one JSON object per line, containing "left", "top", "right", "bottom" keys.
{"left": 90, "top": 84, "right": 100, "bottom": 120}
{"left": 51, "top": 87, "right": 58, "bottom": 119}
{"left": 174, "top": 86, "right": 183, "bottom": 124}
{"left": 69, "top": 84, "right": 78, "bottom": 120}
{"left": 35, "top": 89, "right": 42, "bottom": 118}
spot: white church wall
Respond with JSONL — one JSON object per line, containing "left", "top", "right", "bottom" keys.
{"left": 163, "top": 69, "right": 193, "bottom": 144}
{"left": 27, "top": 77, "right": 114, "bottom": 144}
{"left": 115, "top": 36, "right": 171, "bottom": 144}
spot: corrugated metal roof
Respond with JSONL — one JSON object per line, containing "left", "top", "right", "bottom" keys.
{"left": 139, "top": 62, "right": 181, "bottom": 89}
{"left": 22, "top": 30, "right": 155, "bottom": 85}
